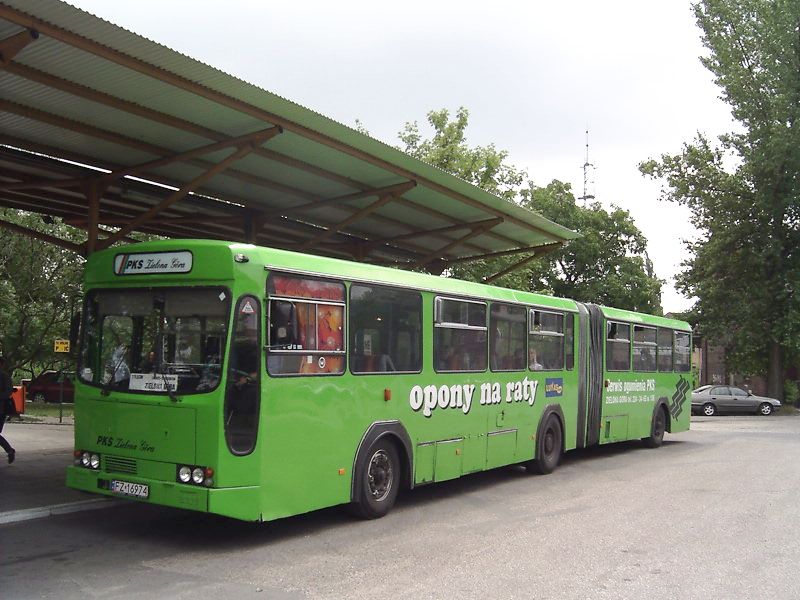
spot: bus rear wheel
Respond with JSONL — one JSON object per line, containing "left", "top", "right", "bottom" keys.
{"left": 527, "top": 415, "right": 562, "bottom": 475}
{"left": 643, "top": 406, "right": 667, "bottom": 448}
{"left": 351, "top": 439, "right": 400, "bottom": 519}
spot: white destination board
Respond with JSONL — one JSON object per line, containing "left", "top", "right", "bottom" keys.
{"left": 114, "top": 251, "right": 192, "bottom": 275}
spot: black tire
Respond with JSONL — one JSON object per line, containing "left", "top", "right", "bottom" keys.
{"left": 526, "top": 415, "right": 563, "bottom": 475}
{"left": 758, "top": 403, "right": 773, "bottom": 416}
{"left": 643, "top": 406, "right": 667, "bottom": 448}
{"left": 702, "top": 403, "right": 716, "bottom": 417}
{"left": 350, "top": 438, "right": 400, "bottom": 519}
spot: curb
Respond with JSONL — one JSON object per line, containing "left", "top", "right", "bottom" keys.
{"left": 0, "top": 498, "right": 118, "bottom": 525}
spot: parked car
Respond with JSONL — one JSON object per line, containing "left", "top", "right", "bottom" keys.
{"left": 691, "top": 385, "right": 781, "bottom": 416}
{"left": 27, "top": 370, "right": 75, "bottom": 403}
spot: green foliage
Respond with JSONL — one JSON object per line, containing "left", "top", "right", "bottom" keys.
{"left": 399, "top": 107, "right": 527, "bottom": 202}
{"left": 0, "top": 209, "right": 84, "bottom": 379}
{"left": 640, "top": 1, "right": 800, "bottom": 395}
{"left": 397, "top": 108, "right": 663, "bottom": 313}
{"left": 784, "top": 380, "right": 799, "bottom": 406}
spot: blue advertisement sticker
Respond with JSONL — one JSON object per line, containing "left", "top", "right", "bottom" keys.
{"left": 545, "top": 378, "right": 564, "bottom": 397}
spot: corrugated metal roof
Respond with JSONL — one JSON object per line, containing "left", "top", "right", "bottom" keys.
{"left": 0, "top": 0, "right": 577, "bottom": 272}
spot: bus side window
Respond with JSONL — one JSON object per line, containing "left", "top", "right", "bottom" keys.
{"left": 266, "top": 273, "right": 345, "bottom": 376}
{"left": 674, "top": 332, "right": 691, "bottom": 372}
{"left": 434, "top": 298, "right": 487, "bottom": 373}
{"left": 606, "top": 321, "right": 631, "bottom": 371}
{"left": 528, "top": 309, "right": 564, "bottom": 371}
{"left": 270, "top": 300, "right": 298, "bottom": 349}
{"left": 349, "top": 285, "right": 421, "bottom": 374}
{"left": 633, "top": 325, "right": 657, "bottom": 372}
{"left": 657, "top": 328, "right": 673, "bottom": 372}
{"left": 490, "top": 303, "right": 526, "bottom": 372}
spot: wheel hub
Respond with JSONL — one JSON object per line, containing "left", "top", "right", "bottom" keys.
{"left": 367, "top": 450, "right": 393, "bottom": 501}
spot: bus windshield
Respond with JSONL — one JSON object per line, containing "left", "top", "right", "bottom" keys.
{"left": 79, "top": 287, "right": 231, "bottom": 395}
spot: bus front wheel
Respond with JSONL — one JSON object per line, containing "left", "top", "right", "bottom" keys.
{"left": 527, "top": 415, "right": 562, "bottom": 475}
{"left": 351, "top": 439, "right": 400, "bottom": 519}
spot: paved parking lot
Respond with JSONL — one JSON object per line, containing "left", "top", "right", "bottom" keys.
{"left": 2, "top": 414, "right": 799, "bottom": 599}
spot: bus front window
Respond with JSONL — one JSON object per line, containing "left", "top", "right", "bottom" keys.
{"left": 79, "top": 287, "right": 231, "bottom": 395}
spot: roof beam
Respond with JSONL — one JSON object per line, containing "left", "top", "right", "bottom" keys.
{"left": 0, "top": 28, "right": 38, "bottom": 67}
{"left": 100, "top": 126, "right": 282, "bottom": 184}
{"left": 447, "top": 241, "right": 566, "bottom": 265}
{"left": 297, "top": 194, "right": 397, "bottom": 252}
{"left": 263, "top": 181, "right": 416, "bottom": 220}
{"left": 0, "top": 215, "right": 82, "bottom": 253}
{"left": 97, "top": 141, "right": 264, "bottom": 249}
{"left": 414, "top": 218, "right": 504, "bottom": 268}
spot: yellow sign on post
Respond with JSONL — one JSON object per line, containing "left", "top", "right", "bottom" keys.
{"left": 54, "top": 339, "right": 70, "bottom": 353}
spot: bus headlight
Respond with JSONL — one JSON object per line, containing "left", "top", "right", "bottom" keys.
{"left": 90, "top": 454, "right": 101, "bottom": 469}
{"left": 81, "top": 452, "right": 91, "bottom": 467}
{"left": 178, "top": 466, "right": 192, "bottom": 483}
{"left": 191, "top": 467, "right": 204, "bottom": 485}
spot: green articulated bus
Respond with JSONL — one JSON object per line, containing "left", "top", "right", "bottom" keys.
{"left": 66, "top": 240, "right": 692, "bottom": 522}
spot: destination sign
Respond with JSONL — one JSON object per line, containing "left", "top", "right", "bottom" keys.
{"left": 113, "top": 251, "right": 192, "bottom": 275}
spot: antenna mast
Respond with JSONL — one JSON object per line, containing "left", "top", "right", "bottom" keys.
{"left": 578, "top": 129, "right": 595, "bottom": 205}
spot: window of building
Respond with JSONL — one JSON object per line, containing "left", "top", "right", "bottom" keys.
{"left": 633, "top": 325, "right": 657, "bottom": 372}
{"left": 657, "top": 328, "right": 673, "bottom": 372}
{"left": 490, "top": 303, "right": 526, "bottom": 372}
{"left": 266, "top": 274, "right": 345, "bottom": 376}
{"left": 606, "top": 321, "right": 631, "bottom": 371}
{"left": 529, "top": 309, "right": 564, "bottom": 371}
{"left": 350, "top": 284, "right": 421, "bottom": 374}
{"left": 434, "top": 297, "right": 487, "bottom": 372}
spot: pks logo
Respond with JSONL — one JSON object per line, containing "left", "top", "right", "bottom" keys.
{"left": 545, "top": 378, "right": 563, "bottom": 397}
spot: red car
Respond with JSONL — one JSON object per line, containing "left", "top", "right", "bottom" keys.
{"left": 27, "top": 370, "right": 75, "bottom": 403}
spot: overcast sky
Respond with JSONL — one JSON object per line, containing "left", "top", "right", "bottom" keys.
{"left": 69, "top": 0, "right": 735, "bottom": 313}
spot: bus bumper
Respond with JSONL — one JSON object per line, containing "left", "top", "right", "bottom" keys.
{"left": 67, "top": 466, "right": 261, "bottom": 520}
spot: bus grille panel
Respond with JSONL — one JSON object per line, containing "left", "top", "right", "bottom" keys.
{"left": 104, "top": 455, "right": 138, "bottom": 475}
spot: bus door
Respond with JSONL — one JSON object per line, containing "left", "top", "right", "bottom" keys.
{"left": 224, "top": 295, "right": 261, "bottom": 456}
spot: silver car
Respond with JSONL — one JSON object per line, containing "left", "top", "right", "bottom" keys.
{"left": 691, "top": 385, "right": 781, "bottom": 416}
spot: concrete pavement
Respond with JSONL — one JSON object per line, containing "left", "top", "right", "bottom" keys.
{"left": 0, "top": 420, "right": 116, "bottom": 524}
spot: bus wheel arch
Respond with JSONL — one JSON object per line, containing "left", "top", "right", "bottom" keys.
{"left": 527, "top": 405, "right": 565, "bottom": 475}
{"left": 350, "top": 421, "right": 412, "bottom": 518}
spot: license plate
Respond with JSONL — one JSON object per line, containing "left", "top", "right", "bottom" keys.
{"left": 110, "top": 480, "right": 149, "bottom": 498}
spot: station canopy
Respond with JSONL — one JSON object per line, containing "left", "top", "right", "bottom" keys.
{"left": 0, "top": 0, "right": 577, "bottom": 279}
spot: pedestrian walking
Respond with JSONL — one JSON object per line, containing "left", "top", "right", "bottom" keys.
{"left": 0, "top": 356, "right": 17, "bottom": 464}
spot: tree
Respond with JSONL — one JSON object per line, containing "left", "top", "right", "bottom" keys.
{"left": 640, "top": 0, "right": 800, "bottom": 398}
{"left": 0, "top": 209, "right": 84, "bottom": 379}
{"left": 398, "top": 108, "right": 663, "bottom": 313}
